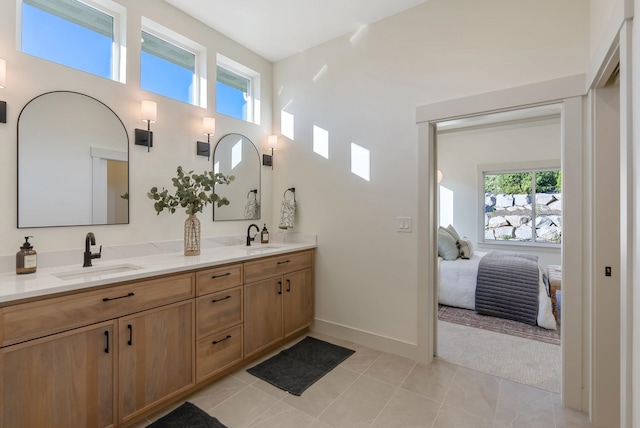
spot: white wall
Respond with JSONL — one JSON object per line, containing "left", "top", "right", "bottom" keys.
{"left": 437, "top": 117, "right": 562, "bottom": 267}
{"left": 0, "top": 0, "right": 274, "bottom": 255}
{"left": 273, "top": 0, "right": 588, "bottom": 354}
{"left": 590, "top": 0, "right": 623, "bottom": 58}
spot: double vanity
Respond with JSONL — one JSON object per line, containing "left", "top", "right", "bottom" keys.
{"left": 0, "top": 239, "right": 315, "bottom": 427}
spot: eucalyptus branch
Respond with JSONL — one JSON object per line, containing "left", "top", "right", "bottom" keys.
{"left": 147, "top": 166, "right": 234, "bottom": 215}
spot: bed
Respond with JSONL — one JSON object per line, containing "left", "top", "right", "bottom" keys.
{"left": 438, "top": 250, "right": 557, "bottom": 330}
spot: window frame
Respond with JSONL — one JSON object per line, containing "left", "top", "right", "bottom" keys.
{"left": 479, "top": 163, "right": 562, "bottom": 248}
{"left": 216, "top": 53, "right": 261, "bottom": 125}
{"left": 140, "top": 17, "right": 206, "bottom": 107}
{"left": 17, "top": 0, "right": 127, "bottom": 83}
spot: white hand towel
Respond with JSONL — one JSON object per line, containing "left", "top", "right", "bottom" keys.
{"left": 279, "top": 198, "right": 296, "bottom": 229}
{"left": 243, "top": 196, "right": 260, "bottom": 220}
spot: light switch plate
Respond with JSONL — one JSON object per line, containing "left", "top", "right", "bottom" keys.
{"left": 397, "top": 217, "right": 412, "bottom": 233}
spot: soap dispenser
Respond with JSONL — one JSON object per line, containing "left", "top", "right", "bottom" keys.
{"left": 16, "top": 236, "right": 37, "bottom": 275}
{"left": 261, "top": 224, "right": 270, "bottom": 244}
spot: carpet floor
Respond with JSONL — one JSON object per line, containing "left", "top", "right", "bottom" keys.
{"left": 438, "top": 304, "right": 560, "bottom": 345}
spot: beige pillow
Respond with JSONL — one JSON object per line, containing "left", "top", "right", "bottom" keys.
{"left": 458, "top": 237, "right": 474, "bottom": 259}
{"left": 446, "top": 224, "right": 461, "bottom": 242}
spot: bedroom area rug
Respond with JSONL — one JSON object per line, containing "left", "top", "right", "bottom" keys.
{"left": 438, "top": 304, "right": 560, "bottom": 345}
{"left": 437, "top": 320, "right": 561, "bottom": 393}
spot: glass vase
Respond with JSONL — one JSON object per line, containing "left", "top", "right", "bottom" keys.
{"left": 184, "top": 214, "right": 201, "bottom": 256}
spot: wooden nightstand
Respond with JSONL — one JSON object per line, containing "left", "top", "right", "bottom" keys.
{"left": 547, "top": 265, "right": 561, "bottom": 321}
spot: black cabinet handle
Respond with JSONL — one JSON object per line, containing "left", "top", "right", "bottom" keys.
{"left": 127, "top": 324, "right": 133, "bottom": 346}
{"left": 278, "top": 281, "right": 282, "bottom": 295}
{"left": 212, "top": 335, "right": 232, "bottom": 345}
{"left": 212, "top": 295, "right": 232, "bottom": 303}
{"left": 277, "top": 260, "right": 290, "bottom": 265}
{"left": 104, "top": 331, "right": 109, "bottom": 353}
{"left": 211, "top": 272, "right": 232, "bottom": 279}
{"left": 286, "top": 279, "right": 291, "bottom": 292}
{"left": 103, "top": 292, "right": 135, "bottom": 302}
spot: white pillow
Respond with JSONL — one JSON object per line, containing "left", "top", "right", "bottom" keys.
{"left": 437, "top": 228, "right": 459, "bottom": 260}
{"left": 446, "top": 224, "right": 461, "bottom": 242}
{"left": 458, "top": 237, "right": 474, "bottom": 259}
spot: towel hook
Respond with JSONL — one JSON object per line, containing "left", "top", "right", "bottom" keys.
{"left": 284, "top": 187, "right": 296, "bottom": 202}
{"left": 246, "top": 189, "right": 258, "bottom": 200}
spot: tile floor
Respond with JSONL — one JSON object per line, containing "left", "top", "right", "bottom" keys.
{"left": 134, "top": 332, "right": 595, "bottom": 428}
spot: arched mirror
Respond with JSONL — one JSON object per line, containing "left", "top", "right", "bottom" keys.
{"left": 213, "top": 133, "right": 261, "bottom": 221}
{"left": 18, "top": 91, "right": 129, "bottom": 228}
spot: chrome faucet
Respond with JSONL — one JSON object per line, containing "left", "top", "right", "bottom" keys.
{"left": 83, "top": 232, "right": 102, "bottom": 267}
{"left": 246, "top": 224, "right": 260, "bottom": 246}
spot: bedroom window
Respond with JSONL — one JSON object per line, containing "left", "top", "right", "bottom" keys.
{"left": 20, "top": 0, "right": 126, "bottom": 82}
{"left": 141, "top": 18, "right": 206, "bottom": 107}
{"left": 216, "top": 54, "right": 260, "bottom": 124}
{"left": 483, "top": 169, "right": 561, "bottom": 245}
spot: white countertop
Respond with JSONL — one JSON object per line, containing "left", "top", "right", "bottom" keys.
{"left": 0, "top": 238, "right": 316, "bottom": 305}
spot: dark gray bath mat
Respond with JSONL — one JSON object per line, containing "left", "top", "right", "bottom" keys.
{"left": 247, "top": 336, "right": 355, "bottom": 395}
{"left": 146, "top": 402, "right": 227, "bottom": 428}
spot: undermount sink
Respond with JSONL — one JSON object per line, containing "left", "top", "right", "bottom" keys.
{"left": 53, "top": 264, "right": 143, "bottom": 281}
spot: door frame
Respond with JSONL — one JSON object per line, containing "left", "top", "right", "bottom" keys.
{"left": 415, "top": 73, "right": 587, "bottom": 411}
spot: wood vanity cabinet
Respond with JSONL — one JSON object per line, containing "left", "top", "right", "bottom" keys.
{"left": 0, "top": 248, "right": 314, "bottom": 427}
{"left": 1, "top": 321, "right": 115, "bottom": 428}
{"left": 243, "top": 250, "right": 314, "bottom": 357}
{"left": 194, "top": 263, "right": 244, "bottom": 382}
{"left": 118, "top": 300, "right": 194, "bottom": 424}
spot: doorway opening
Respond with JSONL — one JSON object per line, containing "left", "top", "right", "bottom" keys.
{"left": 433, "top": 105, "right": 563, "bottom": 393}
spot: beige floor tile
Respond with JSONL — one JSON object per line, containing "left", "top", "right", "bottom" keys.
{"left": 318, "top": 375, "right": 396, "bottom": 428}
{"left": 283, "top": 366, "right": 360, "bottom": 417}
{"left": 363, "top": 352, "right": 416, "bottom": 386}
{"left": 552, "top": 394, "right": 596, "bottom": 427}
{"left": 442, "top": 366, "right": 500, "bottom": 421}
{"left": 307, "top": 331, "right": 356, "bottom": 349}
{"left": 401, "top": 358, "right": 458, "bottom": 403}
{"left": 187, "top": 375, "right": 249, "bottom": 412}
{"left": 370, "top": 387, "right": 440, "bottom": 428}
{"left": 432, "top": 403, "right": 493, "bottom": 428}
{"left": 249, "top": 402, "right": 317, "bottom": 428}
{"left": 212, "top": 385, "right": 280, "bottom": 428}
{"left": 308, "top": 419, "right": 334, "bottom": 428}
{"left": 494, "top": 379, "right": 555, "bottom": 427}
{"left": 338, "top": 343, "right": 382, "bottom": 374}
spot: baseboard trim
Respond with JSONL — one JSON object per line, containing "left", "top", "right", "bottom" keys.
{"left": 311, "top": 318, "right": 419, "bottom": 361}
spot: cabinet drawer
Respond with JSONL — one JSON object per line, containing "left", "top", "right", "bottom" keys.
{"left": 244, "top": 250, "right": 314, "bottom": 283}
{"left": 1, "top": 273, "right": 194, "bottom": 347}
{"left": 196, "top": 287, "right": 243, "bottom": 339}
{"left": 196, "top": 264, "right": 243, "bottom": 296}
{"left": 196, "top": 324, "right": 243, "bottom": 382}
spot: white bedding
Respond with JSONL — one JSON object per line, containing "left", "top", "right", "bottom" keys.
{"left": 438, "top": 251, "right": 557, "bottom": 330}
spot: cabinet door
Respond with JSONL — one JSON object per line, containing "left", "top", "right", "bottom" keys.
{"left": 2, "top": 321, "right": 114, "bottom": 428}
{"left": 283, "top": 268, "right": 315, "bottom": 337}
{"left": 118, "top": 300, "right": 194, "bottom": 423}
{"left": 244, "top": 277, "right": 283, "bottom": 357}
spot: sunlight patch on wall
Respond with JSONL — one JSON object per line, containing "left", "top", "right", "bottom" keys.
{"left": 313, "top": 125, "right": 329, "bottom": 159}
{"left": 281, "top": 110, "right": 294, "bottom": 140}
{"left": 439, "top": 185, "right": 454, "bottom": 227}
{"left": 231, "top": 139, "right": 242, "bottom": 169}
{"left": 214, "top": 161, "right": 220, "bottom": 174}
{"left": 351, "top": 143, "right": 370, "bottom": 181}
{"left": 313, "top": 64, "right": 328, "bottom": 83}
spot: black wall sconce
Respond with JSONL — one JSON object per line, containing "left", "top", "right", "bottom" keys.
{"left": 0, "top": 58, "right": 6, "bottom": 124}
{"left": 262, "top": 134, "right": 277, "bottom": 169}
{"left": 135, "top": 100, "right": 156, "bottom": 151}
{"left": 197, "top": 117, "right": 215, "bottom": 161}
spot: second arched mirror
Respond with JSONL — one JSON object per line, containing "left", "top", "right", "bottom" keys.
{"left": 213, "top": 133, "right": 261, "bottom": 221}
